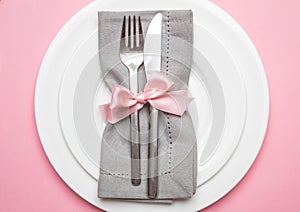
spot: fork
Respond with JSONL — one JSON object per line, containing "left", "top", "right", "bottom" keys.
{"left": 119, "top": 16, "right": 144, "bottom": 186}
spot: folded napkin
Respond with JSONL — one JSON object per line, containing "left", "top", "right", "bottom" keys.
{"left": 97, "top": 10, "right": 197, "bottom": 200}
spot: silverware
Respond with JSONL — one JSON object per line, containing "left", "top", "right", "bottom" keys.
{"left": 144, "top": 13, "right": 163, "bottom": 198}
{"left": 119, "top": 16, "right": 144, "bottom": 186}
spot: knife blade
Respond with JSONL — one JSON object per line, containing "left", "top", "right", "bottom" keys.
{"left": 144, "top": 13, "right": 162, "bottom": 199}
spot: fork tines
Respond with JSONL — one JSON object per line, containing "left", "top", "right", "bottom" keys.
{"left": 121, "top": 16, "right": 144, "bottom": 49}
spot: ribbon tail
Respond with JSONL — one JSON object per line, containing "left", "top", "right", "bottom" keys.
{"left": 99, "top": 103, "right": 143, "bottom": 124}
{"left": 99, "top": 103, "right": 118, "bottom": 124}
{"left": 148, "top": 90, "right": 193, "bottom": 116}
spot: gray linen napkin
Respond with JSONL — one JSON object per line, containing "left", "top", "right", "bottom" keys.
{"left": 98, "top": 10, "right": 197, "bottom": 200}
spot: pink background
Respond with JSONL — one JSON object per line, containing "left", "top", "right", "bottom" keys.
{"left": 1, "top": 0, "right": 300, "bottom": 211}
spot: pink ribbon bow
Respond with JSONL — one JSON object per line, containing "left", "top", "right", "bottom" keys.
{"left": 99, "top": 72, "right": 193, "bottom": 124}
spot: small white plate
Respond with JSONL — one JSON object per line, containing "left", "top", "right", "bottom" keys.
{"left": 35, "top": 0, "right": 269, "bottom": 211}
{"left": 58, "top": 24, "right": 246, "bottom": 187}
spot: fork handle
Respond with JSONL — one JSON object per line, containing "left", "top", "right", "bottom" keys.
{"left": 128, "top": 67, "right": 141, "bottom": 186}
{"left": 130, "top": 111, "right": 141, "bottom": 186}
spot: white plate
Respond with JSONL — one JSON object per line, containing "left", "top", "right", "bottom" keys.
{"left": 34, "top": 0, "right": 269, "bottom": 211}
{"left": 58, "top": 23, "right": 246, "bottom": 186}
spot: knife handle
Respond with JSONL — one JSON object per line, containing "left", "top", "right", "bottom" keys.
{"left": 148, "top": 106, "right": 158, "bottom": 198}
{"left": 130, "top": 111, "right": 141, "bottom": 186}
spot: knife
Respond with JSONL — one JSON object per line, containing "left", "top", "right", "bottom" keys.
{"left": 144, "top": 13, "right": 162, "bottom": 199}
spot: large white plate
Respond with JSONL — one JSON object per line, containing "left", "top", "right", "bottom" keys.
{"left": 34, "top": 0, "right": 269, "bottom": 211}
{"left": 58, "top": 23, "right": 246, "bottom": 186}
